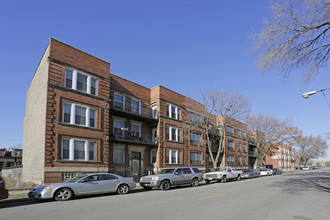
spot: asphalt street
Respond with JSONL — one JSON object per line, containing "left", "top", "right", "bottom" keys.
{"left": 1, "top": 168, "right": 330, "bottom": 220}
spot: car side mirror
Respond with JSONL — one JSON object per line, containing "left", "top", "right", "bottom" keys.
{"left": 174, "top": 172, "right": 179, "bottom": 175}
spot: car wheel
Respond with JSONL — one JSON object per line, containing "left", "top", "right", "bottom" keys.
{"left": 54, "top": 188, "right": 73, "bottom": 201}
{"left": 236, "top": 175, "right": 241, "bottom": 181}
{"left": 143, "top": 186, "right": 152, "bottom": 191}
{"left": 117, "top": 184, "right": 129, "bottom": 194}
{"left": 222, "top": 176, "right": 227, "bottom": 183}
{"left": 160, "top": 180, "right": 171, "bottom": 191}
{"left": 191, "top": 178, "right": 199, "bottom": 187}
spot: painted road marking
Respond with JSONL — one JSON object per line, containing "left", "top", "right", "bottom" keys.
{"left": 198, "top": 193, "right": 226, "bottom": 201}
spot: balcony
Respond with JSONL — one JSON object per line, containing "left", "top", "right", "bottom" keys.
{"left": 110, "top": 128, "right": 157, "bottom": 146}
{"left": 110, "top": 100, "right": 158, "bottom": 123}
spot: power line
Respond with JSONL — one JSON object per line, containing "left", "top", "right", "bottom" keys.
{"left": 321, "top": 91, "right": 330, "bottom": 111}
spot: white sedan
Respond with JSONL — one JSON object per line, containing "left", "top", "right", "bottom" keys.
{"left": 259, "top": 169, "right": 273, "bottom": 176}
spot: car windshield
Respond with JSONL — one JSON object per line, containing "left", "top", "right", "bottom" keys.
{"left": 211, "top": 167, "right": 227, "bottom": 172}
{"left": 62, "top": 175, "right": 86, "bottom": 183}
{"left": 158, "top": 169, "right": 175, "bottom": 174}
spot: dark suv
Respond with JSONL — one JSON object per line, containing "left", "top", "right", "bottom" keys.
{"left": 0, "top": 175, "right": 9, "bottom": 200}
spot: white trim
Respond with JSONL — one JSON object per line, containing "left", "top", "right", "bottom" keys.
{"left": 63, "top": 102, "right": 97, "bottom": 128}
{"left": 166, "top": 103, "right": 180, "bottom": 120}
{"left": 65, "top": 67, "right": 98, "bottom": 95}
{"left": 61, "top": 138, "right": 96, "bottom": 161}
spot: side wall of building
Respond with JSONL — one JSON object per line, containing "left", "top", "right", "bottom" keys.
{"left": 22, "top": 45, "right": 50, "bottom": 184}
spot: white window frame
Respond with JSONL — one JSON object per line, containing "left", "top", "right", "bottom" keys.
{"left": 113, "top": 119, "right": 125, "bottom": 138}
{"left": 166, "top": 103, "right": 180, "bottom": 120}
{"left": 113, "top": 146, "right": 125, "bottom": 164}
{"left": 131, "top": 123, "right": 141, "bottom": 138}
{"left": 61, "top": 138, "right": 96, "bottom": 161}
{"left": 150, "top": 149, "right": 157, "bottom": 164}
{"left": 131, "top": 99, "right": 141, "bottom": 115}
{"left": 166, "top": 149, "right": 181, "bottom": 164}
{"left": 152, "top": 106, "right": 158, "bottom": 119}
{"left": 62, "top": 102, "right": 96, "bottom": 128}
{"left": 166, "top": 125, "right": 180, "bottom": 142}
{"left": 65, "top": 68, "right": 98, "bottom": 95}
{"left": 114, "top": 93, "right": 125, "bottom": 110}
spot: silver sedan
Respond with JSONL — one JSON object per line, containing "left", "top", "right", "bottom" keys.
{"left": 28, "top": 173, "right": 136, "bottom": 201}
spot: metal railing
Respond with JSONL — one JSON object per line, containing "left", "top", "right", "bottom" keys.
{"left": 111, "top": 128, "right": 156, "bottom": 144}
{"left": 111, "top": 99, "right": 158, "bottom": 119}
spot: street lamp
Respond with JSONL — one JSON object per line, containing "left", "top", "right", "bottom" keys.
{"left": 302, "top": 88, "right": 330, "bottom": 99}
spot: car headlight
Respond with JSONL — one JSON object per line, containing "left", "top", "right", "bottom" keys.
{"left": 152, "top": 176, "right": 159, "bottom": 181}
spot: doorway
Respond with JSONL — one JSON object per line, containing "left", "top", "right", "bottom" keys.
{"left": 131, "top": 152, "right": 141, "bottom": 181}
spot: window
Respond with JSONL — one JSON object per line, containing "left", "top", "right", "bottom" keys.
{"left": 131, "top": 123, "right": 141, "bottom": 138}
{"left": 192, "top": 168, "right": 201, "bottom": 173}
{"left": 166, "top": 149, "right": 181, "bottom": 164}
{"left": 227, "top": 141, "right": 234, "bottom": 151}
{"left": 114, "top": 147, "right": 125, "bottom": 163}
{"left": 61, "top": 172, "right": 77, "bottom": 182}
{"left": 243, "top": 145, "right": 247, "bottom": 153}
{"left": 65, "top": 68, "right": 97, "bottom": 95}
{"left": 227, "top": 126, "right": 234, "bottom": 136}
{"left": 113, "top": 120, "right": 124, "bottom": 138}
{"left": 190, "top": 113, "right": 201, "bottom": 126}
{"left": 166, "top": 103, "right": 180, "bottom": 120}
{"left": 182, "top": 168, "right": 192, "bottom": 174}
{"left": 237, "top": 129, "right": 241, "bottom": 137}
{"left": 152, "top": 106, "right": 157, "bottom": 119}
{"left": 152, "top": 128, "right": 157, "bottom": 143}
{"left": 62, "top": 103, "right": 96, "bottom": 128}
{"left": 131, "top": 99, "right": 141, "bottom": 114}
{"left": 114, "top": 94, "right": 125, "bottom": 110}
{"left": 166, "top": 126, "right": 180, "bottom": 142}
{"left": 242, "top": 131, "right": 247, "bottom": 139}
{"left": 101, "top": 174, "right": 118, "bottom": 180}
{"left": 227, "top": 156, "right": 234, "bottom": 165}
{"left": 151, "top": 149, "right": 157, "bottom": 164}
{"left": 238, "top": 143, "right": 241, "bottom": 152}
{"left": 190, "top": 152, "right": 202, "bottom": 165}
{"left": 243, "top": 157, "right": 246, "bottom": 165}
{"left": 237, "top": 156, "right": 241, "bottom": 165}
{"left": 61, "top": 138, "right": 96, "bottom": 161}
{"left": 278, "top": 161, "right": 281, "bottom": 166}
{"left": 190, "top": 133, "right": 201, "bottom": 146}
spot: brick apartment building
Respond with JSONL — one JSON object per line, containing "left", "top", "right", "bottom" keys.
{"left": 265, "top": 144, "right": 296, "bottom": 170}
{"left": 23, "top": 38, "right": 253, "bottom": 184}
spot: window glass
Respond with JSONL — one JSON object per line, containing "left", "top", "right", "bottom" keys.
{"left": 101, "top": 174, "right": 117, "bottom": 180}
{"left": 63, "top": 103, "right": 71, "bottom": 123}
{"left": 62, "top": 139, "right": 69, "bottom": 159}
{"left": 74, "top": 140, "right": 85, "bottom": 160}
{"left": 171, "top": 150, "right": 176, "bottom": 164}
{"left": 90, "top": 109, "right": 96, "bottom": 127}
{"left": 152, "top": 106, "right": 157, "bottom": 119}
{"left": 114, "top": 94, "right": 124, "bottom": 110}
{"left": 190, "top": 152, "right": 202, "bottom": 165}
{"left": 151, "top": 149, "right": 157, "bottom": 164}
{"left": 91, "top": 78, "right": 97, "bottom": 95}
{"left": 190, "top": 133, "right": 201, "bottom": 145}
{"left": 175, "top": 168, "right": 183, "bottom": 174}
{"left": 65, "top": 69, "right": 73, "bottom": 88}
{"left": 84, "top": 175, "right": 100, "bottom": 182}
{"left": 165, "top": 150, "right": 169, "bottom": 163}
{"left": 131, "top": 100, "right": 140, "bottom": 114}
{"left": 114, "top": 121, "right": 124, "bottom": 138}
{"left": 114, "top": 147, "right": 124, "bottom": 163}
{"left": 89, "top": 142, "right": 95, "bottom": 161}
{"left": 77, "top": 73, "right": 88, "bottom": 92}
{"left": 182, "top": 168, "right": 192, "bottom": 174}
{"left": 75, "top": 106, "right": 86, "bottom": 125}
{"left": 131, "top": 124, "right": 140, "bottom": 137}
{"left": 192, "top": 168, "right": 201, "bottom": 173}
{"left": 190, "top": 113, "right": 201, "bottom": 126}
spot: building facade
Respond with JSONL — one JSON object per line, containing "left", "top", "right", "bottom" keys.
{"left": 23, "top": 39, "right": 251, "bottom": 184}
{"left": 265, "top": 144, "right": 296, "bottom": 170}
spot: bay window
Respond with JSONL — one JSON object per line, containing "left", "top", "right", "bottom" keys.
{"left": 166, "top": 103, "right": 180, "bottom": 120}
{"left": 166, "top": 125, "right": 180, "bottom": 142}
{"left": 61, "top": 138, "right": 96, "bottom": 161}
{"left": 63, "top": 103, "right": 96, "bottom": 128}
{"left": 166, "top": 149, "right": 181, "bottom": 164}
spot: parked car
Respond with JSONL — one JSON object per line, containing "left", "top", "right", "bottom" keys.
{"left": 302, "top": 166, "right": 310, "bottom": 170}
{"left": 28, "top": 173, "right": 136, "bottom": 201}
{"left": 0, "top": 175, "right": 9, "bottom": 200}
{"left": 272, "top": 168, "right": 283, "bottom": 175}
{"left": 241, "top": 169, "right": 261, "bottom": 179}
{"left": 139, "top": 167, "right": 203, "bottom": 191}
{"left": 203, "top": 167, "right": 243, "bottom": 183}
{"left": 260, "top": 169, "right": 273, "bottom": 176}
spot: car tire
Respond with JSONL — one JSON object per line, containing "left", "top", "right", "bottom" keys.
{"left": 54, "top": 188, "right": 73, "bottom": 201}
{"left": 191, "top": 178, "right": 199, "bottom": 187}
{"left": 143, "top": 186, "right": 152, "bottom": 191}
{"left": 160, "top": 180, "right": 171, "bottom": 191}
{"left": 222, "top": 176, "right": 227, "bottom": 183}
{"left": 117, "top": 184, "right": 129, "bottom": 195}
{"left": 236, "top": 175, "right": 241, "bottom": 181}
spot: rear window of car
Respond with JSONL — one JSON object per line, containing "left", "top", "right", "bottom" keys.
{"left": 192, "top": 168, "right": 201, "bottom": 173}
{"left": 101, "top": 174, "right": 118, "bottom": 180}
{"left": 183, "top": 168, "right": 192, "bottom": 174}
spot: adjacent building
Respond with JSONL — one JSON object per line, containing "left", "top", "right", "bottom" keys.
{"left": 265, "top": 144, "right": 296, "bottom": 170}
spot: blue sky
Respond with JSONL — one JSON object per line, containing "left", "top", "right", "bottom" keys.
{"left": 1, "top": 0, "right": 329, "bottom": 161}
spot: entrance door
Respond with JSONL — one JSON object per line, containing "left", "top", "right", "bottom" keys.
{"left": 131, "top": 152, "right": 141, "bottom": 181}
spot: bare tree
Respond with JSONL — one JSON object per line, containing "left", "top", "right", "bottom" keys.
{"left": 296, "top": 135, "right": 328, "bottom": 166}
{"left": 195, "top": 89, "right": 252, "bottom": 169}
{"left": 245, "top": 113, "right": 300, "bottom": 168}
{"left": 252, "top": 0, "right": 330, "bottom": 82}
